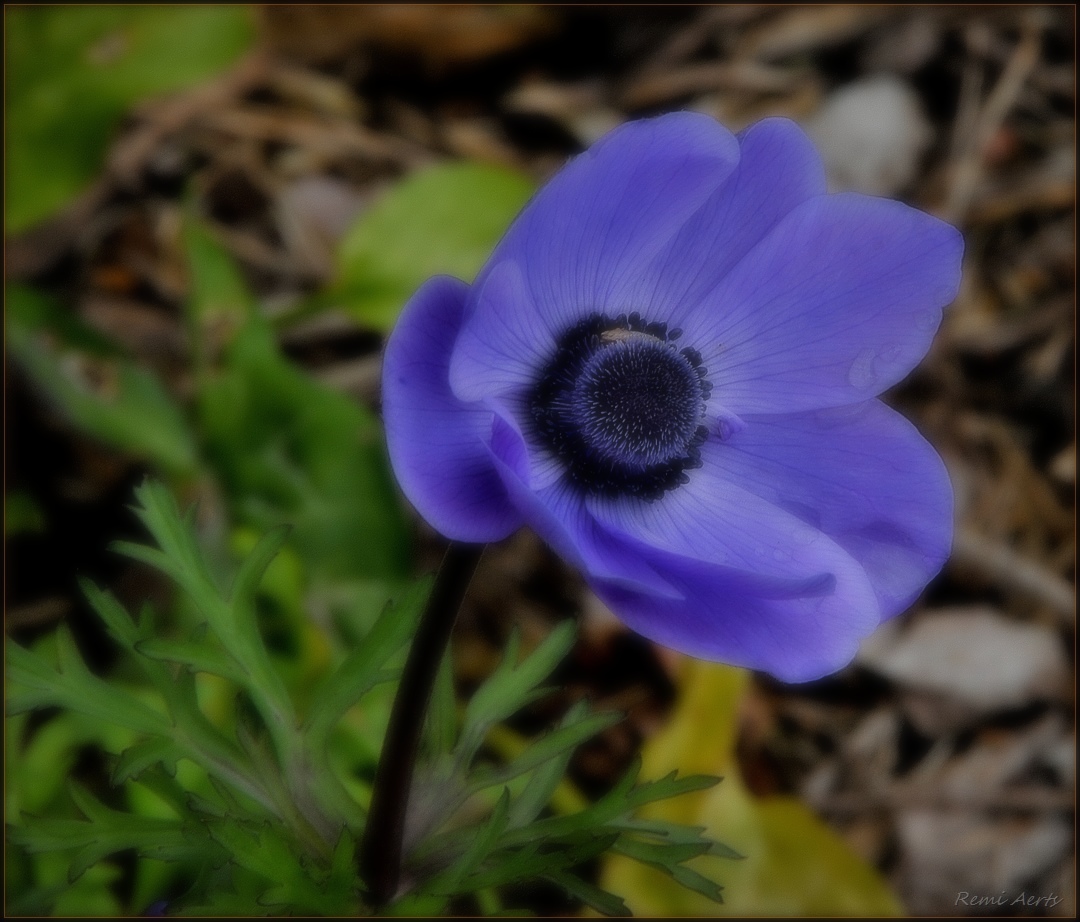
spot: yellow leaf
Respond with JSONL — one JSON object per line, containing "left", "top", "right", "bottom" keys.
{"left": 599, "top": 659, "right": 903, "bottom": 916}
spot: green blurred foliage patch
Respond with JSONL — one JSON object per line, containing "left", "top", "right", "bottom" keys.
{"left": 196, "top": 319, "right": 410, "bottom": 582}
{"left": 6, "top": 481, "right": 732, "bottom": 915}
{"left": 5, "top": 491, "right": 46, "bottom": 537}
{"left": 5, "top": 5, "right": 254, "bottom": 233}
{"left": 182, "top": 218, "right": 411, "bottom": 582}
{"left": 329, "top": 162, "right": 535, "bottom": 331}
{"left": 6, "top": 481, "right": 404, "bottom": 914}
{"left": 7, "top": 284, "right": 200, "bottom": 475}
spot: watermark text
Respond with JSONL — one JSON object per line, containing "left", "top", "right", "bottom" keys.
{"left": 955, "top": 891, "right": 1062, "bottom": 910}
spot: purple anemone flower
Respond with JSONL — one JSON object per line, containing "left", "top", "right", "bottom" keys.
{"left": 382, "top": 113, "right": 962, "bottom": 682}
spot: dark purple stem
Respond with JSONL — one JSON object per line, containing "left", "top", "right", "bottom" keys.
{"left": 360, "top": 542, "right": 484, "bottom": 906}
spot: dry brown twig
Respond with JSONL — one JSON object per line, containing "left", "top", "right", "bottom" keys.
{"left": 944, "top": 14, "right": 1045, "bottom": 224}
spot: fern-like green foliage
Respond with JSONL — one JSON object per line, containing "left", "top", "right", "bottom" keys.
{"left": 7, "top": 482, "right": 409, "bottom": 914}
{"left": 400, "top": 624, "right": 741, "bottom": 916}
{"left": 7, "top": 481, "right": 737, "bottom": 915}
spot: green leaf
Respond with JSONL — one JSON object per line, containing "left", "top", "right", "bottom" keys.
{"left": 408, "top": 618, "right": 729, "bottom": 915}
{"left": 229, "top": 525, "right": 292, "bottom": 608}
{"left": 6, "top": 711, "right": 123, "bottom": 819}
{"left": 303, "top": 578, "right": 429, "bottom": 750}
{"left": 609, "top": 835, "right": 710, "bottom": 868}
{"left": 80, "top": 579, "right": 150, "bottom": 654}
{"left": 111, "top": 738, "right": 180, "bottom": 785}
{"left": 134, "top": 637, "right": 246, "bottom": 684}
{"left": 423, "top": 650, "right": 458, "bottom": 760}
{"left": 544, "top": 869, "right": 631, "bottom": 917}
{"left": 79, "top": 581, "right": 242, "bottom": 769}
{"left": 6, "top": 285, "right": 198, "bottom": 475}
{"left": 108, "top": 480, "right": 302, "bottom": 776}
{"left": 6, "top": 6, "right": 254, "bottom": 233}
{"left": 184, "top": 215, "right": 256, "bottom": 327}
{"left": 125, "top": 480, "right": 210, "bottom": 585}
{"left": 426, "top": 789, "right": 512, "bottom": 895}
{"left": 203, "top": 821, "right": 284, "bottom": 884}
{"left": 67, "top": 781, "right": 118, "bottom": 825}
{"left": 608, "top": 834, "right": 725, "bottom": 904}
{"left": 465, "top": 833, "right": 619, "bottom": 893}
{"left": 6, "top": 859, "right": 123, "bottom": 916}
{"left": 328, "top": 829, "right": 358, "bottom": 887}
{"left": 663, "top": 859, "right": 727, "bottom": 904}
{"left": 330, "top": 161, "right": 535, "bottom": 331}
{"left": 204, "top": 820, "right": 341, "bottom": 913}
{"left": 612, "top": 817, "right": 743, "bottom": 860}
{"left": 11, "top": 782, "right": 204, "bottom": 882}
{"left": 495, "top": 764, "right": 635, "bottom": 850}
{"left": 459, "top": 621, "right": 576, "bottom": 765}
{"left": 7, "top": 629, "right": 172, "bottom": 737}
{"left": 469, "top": 709, "right": 622, "bottom": 798}
{"left": 504, "top": 701, "right": 593, "bottom": 829}
{"left": 622, "top": 769, "right": 721, "bottom": 812}
{"left": 126, "top": 766, "right": 197, "bottom": 822}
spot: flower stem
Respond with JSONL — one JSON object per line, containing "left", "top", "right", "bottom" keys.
{"left": 360, "top": 542, "right": 484, "bottom": 906}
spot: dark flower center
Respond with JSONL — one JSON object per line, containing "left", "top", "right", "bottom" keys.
{"left": 530, "top": 312, "right": 711, "bottom": 500}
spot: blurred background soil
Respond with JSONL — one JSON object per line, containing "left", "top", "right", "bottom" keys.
{"left": 6, "top": 5, "right": 1075, "bottom": 915}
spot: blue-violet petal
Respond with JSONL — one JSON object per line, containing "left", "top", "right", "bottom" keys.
{"left": 382, "top": 275, "right": 523, "bottom": 542}
{"left": 681, "top": 192, "right": 963, "bottom": 414}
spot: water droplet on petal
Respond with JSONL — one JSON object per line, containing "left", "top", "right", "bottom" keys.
{"left": 881, "top": 344, "right": 902, "bottom": 363}
{"left": 789, "top": 524, "right": 818, "bottom": 546}
{"left": 847, "top": 348, "right": 879, "bottom": 390}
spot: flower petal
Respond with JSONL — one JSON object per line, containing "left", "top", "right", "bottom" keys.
{"left": 639, "top": 117, "right": 827, "bottom": 321}
{"left": 382, "top": 275, "right": 523, "bottom": 542}
{"left": 682, "top": 193, "right": 963, "bottom": 413}
{"left": 593, "top": 556, "right": 873, "bottom": 682}
{"left": 487, "top": 414, "right": 680, "bottom": 599}
{"left": 452, "top": 114, "right": 741, "bottom": 400}
{"left": 486, "top": 395, "right": 570, "bottom": 492}
{"left": 588, "top": 454, "right": 881, "bottom": 681}
{"left": 709, "top": 400, "right": 953, "bottom": 617}
{"left": 449, "top": 259, "right": 552, "bottom": 403}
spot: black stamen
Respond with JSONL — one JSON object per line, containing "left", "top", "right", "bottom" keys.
{"left": 529, "top": 312, "right": 713, "bottom": 501}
